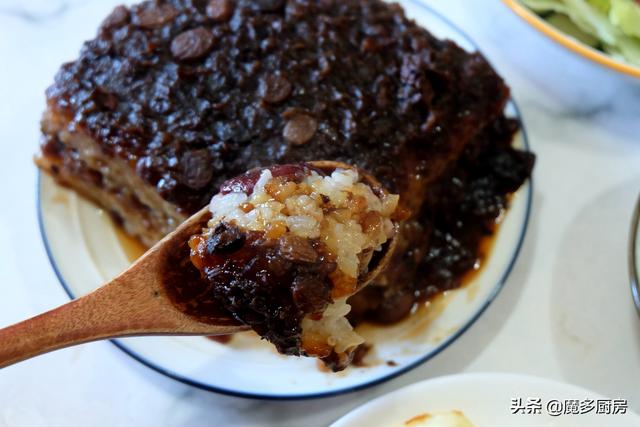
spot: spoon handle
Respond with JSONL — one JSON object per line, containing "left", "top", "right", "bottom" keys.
{"left": 0, "top": 264, "right": 236, "bottom": 369}
{"left": 0, "top": 269, "right": 162, "bottom": 368}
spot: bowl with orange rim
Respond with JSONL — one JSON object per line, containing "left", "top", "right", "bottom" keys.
{"left": 502, "top": 0, "right": 640, "bottom": 79}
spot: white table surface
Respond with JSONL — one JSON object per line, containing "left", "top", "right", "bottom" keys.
{"left": 0, "top": 0, "right": 638, "bottom": 425}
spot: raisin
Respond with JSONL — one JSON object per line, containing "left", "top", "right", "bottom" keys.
{"left": 101, "top": 5, "right": 130, "bottom": 30}
{"left": 179, "top": 149, "right": 213, "bottom": 190}
{"left": 206, "top": 0, "right": 234, "bottom": 22}
{"left": 206, "top": 223, "right": 246, "bottom": 254}
{"left": 278, "top": 235, "right": 318, "bottom": 263}
{"left": 171, "top": 27, "right": 214, "bottom": 61}
{"left": 283, "top": 114, "right": 317, "bottom": 145}
{"left": 261, "top": 74, "right": 292, "bottom": 104}
{"left": 291, "top": 275, "right": 331, "bottom": 313}
{"left": 133, "top": 2, "right": 177, "bottom": 29}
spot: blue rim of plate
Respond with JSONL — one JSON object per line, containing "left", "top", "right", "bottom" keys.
{"left": 36, "top": 0, "right": 534, "bottom": 400}
{"left": 629, "top": 193, "right": 640, "bottom": 316}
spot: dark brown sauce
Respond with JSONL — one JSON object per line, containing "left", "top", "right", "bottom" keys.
{"left": 159, "top": 213, "right": 241, "bottom": 327}
{"left": 454, "top": 202, "right": 504, "bottom": 302}
{"left": 347, "top": 120, "right": 533, "bottom": 327}
{"left": 207, "top": 335, "right": 233, "bottom": 344}
{"left": 113, "top": 209, "right": 240, "bottom": 326}
{"left": 186, "top": 224, "right": 337, "bottom": 357}
{"left": 351, "top": 227, "right": 499, "bottom": 366}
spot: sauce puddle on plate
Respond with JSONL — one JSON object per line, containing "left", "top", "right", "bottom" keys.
{"left": 113, "top": 211, "right": 501, "bottom": 366}
{"left": 114, "top": 226, "right": 147, "bottom": 262}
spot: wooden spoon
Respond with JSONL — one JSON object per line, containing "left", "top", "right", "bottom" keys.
{"left": 0, "top": 161, "right": 397, "bottom": 368}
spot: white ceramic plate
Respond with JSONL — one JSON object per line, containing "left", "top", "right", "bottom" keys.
{"left": 37, "top": 0, "right": 533, "bottom": 399}
{"left": 330, "top": 373, "right": 640, "bottom": 426}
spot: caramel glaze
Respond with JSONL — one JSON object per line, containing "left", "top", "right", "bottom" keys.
{"left": 348, "top": 118, "right": 533, "bottom": 325}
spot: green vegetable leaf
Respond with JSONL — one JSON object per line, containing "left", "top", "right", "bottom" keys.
{"left": 610, "top": 0, "right": 640, "bottom": 38}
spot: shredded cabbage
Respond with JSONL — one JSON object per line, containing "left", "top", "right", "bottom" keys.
{"left": 547, "top": 13, "right": 600, "bottom": 46}
{"left": 610, "top": 0, "right": 640, "bottom": 38}
{"left": 587, "top": 0, "right": 611, "bottom": 15}
{"left": 520, "top": 0, "right": 640, "bottom": 66}
{"left": 521, "top": 0, "right": 569, "bottom": 13}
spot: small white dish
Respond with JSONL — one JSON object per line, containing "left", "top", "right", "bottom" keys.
{"left": 37, "top": 0, "right": 533, "bottom": 399}
{"left": 330, "top": 373, "right": 640, "bottom": 426}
